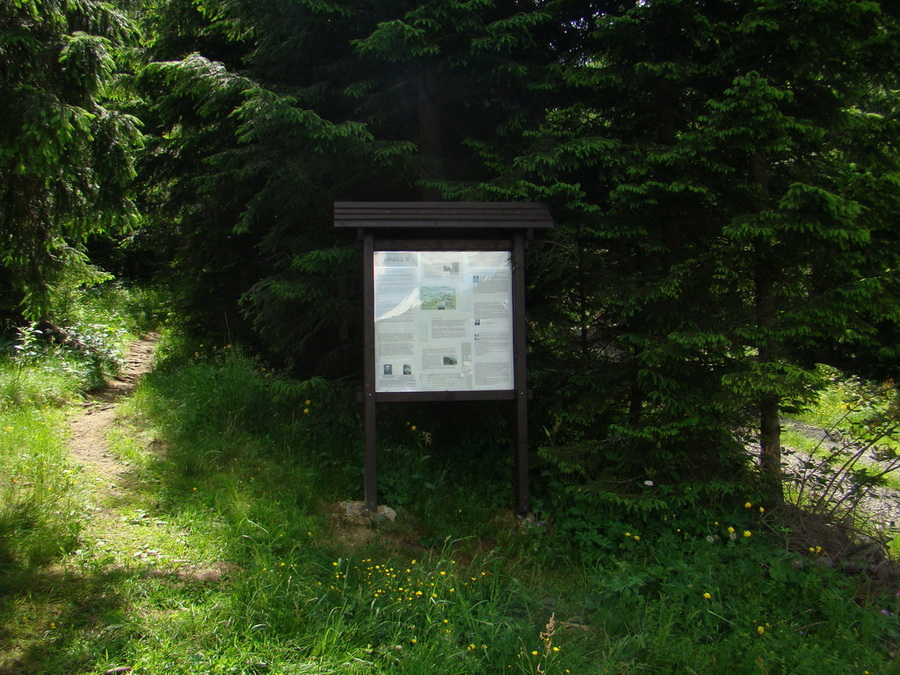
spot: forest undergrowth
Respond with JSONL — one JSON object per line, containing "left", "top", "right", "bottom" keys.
{"left": 1, "top": 288, "right": 899, "bottom": 674}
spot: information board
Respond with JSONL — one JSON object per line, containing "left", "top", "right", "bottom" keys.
{"left": 374, "top": 250, "right": 514, "bottom": 392}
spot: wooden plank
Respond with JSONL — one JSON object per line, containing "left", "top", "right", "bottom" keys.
{"left": 335, "top": 202, "right": 554, "bottom": 230}
{"left": 374, "top": 390, "right": 516, "bottom": 403}
{"left": 374, "top": 239, "right": 513, "bottom": 252}
{"left": 336, "top": 201, "right": 551, "bottom": 216}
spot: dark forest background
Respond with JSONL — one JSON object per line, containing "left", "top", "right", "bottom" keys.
{"left": 2, "top": 0, "right": 899, "bottom": 503}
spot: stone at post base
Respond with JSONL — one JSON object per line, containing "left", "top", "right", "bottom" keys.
{"left": 339, "top": 500, "right": 397, "bottom": 524}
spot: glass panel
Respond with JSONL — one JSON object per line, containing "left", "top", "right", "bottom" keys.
{"left": 374, "top": 251, "right": 514, "bottom": 392}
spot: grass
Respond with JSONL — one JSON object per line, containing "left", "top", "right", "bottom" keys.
{"left": 783, "top": 367, "right": 900, "bottom": 502}
{"left": 783, "top": 369, "right": 900, "bottom": 562}
{"left": 792, "top": 366, "right": 900, "bottom": 451}
{"left": 1, "top": 321, "right": 900, "bottom": 672}
{"left": 0, "top": 407, "right": 82, "bottom": 590}
{"left": 0, "top": 283, "right": 160, "bottom": 667}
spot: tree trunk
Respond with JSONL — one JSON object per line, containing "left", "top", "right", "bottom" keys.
{"left": 751, "top": 150, "right": 784, "bottom": 503}
{"left": 756, "top": 268, "right": 783, "bottom": 502}
{"left": 577, "top": 228, "right": 589, "bottom": 358}
{"left": 759, "top": 393, "right": 783, "bottom": 500}
{"left": 417, "top": 68, "right": 444, "bottom": 200}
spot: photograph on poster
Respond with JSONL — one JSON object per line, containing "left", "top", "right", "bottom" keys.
{"left": 374, "top": 251, "right": 514, "bottom": 392}
{"left": 420, "top": 286, "right": 456, "bottom": 310}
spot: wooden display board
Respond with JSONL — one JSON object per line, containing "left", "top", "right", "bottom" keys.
{"left": 335, "top": 202, "right": 553, "bottom": 514}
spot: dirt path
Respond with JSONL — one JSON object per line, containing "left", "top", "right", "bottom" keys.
{"left": 0, "top": 337, "right": 166, "bottom": 675}
{"left": 63, "top": 333, "right": 189, "bottom": 573}
{"left": 67, "top": 335, "right": 158, "bottom": 487}
{"left": 64, "top": 333, "right": 232, "bottom": 583}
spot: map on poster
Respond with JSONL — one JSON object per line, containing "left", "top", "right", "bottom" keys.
{"left": 374, "top": 251, "right": 514, "bottom": 392}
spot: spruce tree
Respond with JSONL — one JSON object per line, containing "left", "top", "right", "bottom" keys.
{"left": 0, "top": 0, "right": 142, "bottom": 321}
{"left": 136, "top": 0, "right": 556, "bottom": 371}
{"left": 455, "top": 0, "right": 900, "bottom": 496}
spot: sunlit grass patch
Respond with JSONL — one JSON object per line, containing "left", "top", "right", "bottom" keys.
{"left": 0, "top": 358, "right": 82, "bottom": 411}
{"left": 52, "top": 282, "right": 168, "bottom": 339}
{"left": 3, "top": 330, "right": 899, "bottom": 674}
{"left": 259, "top": 542, "right": 605, "bottom": 674}
{"left": 0, "top": 407, "right": 82, "bottom": 588}
{"left": 795, "top": 366, "right": 899, "bottom": 446}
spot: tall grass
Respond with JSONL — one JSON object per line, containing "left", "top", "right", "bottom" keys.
{"left": 90, "top": 341, "right": 900, "bottom": 673}
{"left": 0, "top": 283, "right": 160, "bottom": 595}
{"left": 3, "top": 329, "right": 900, "bottom": 673}
{"left": 0, "top": 360, "right": 81, "bottom": 410}
{"left": 50, "top": 281, "right": 169, "bottom": 339}
{"left": 794, "top": 365, "right": 899, "bottom": 449}
{"left": 0, "top": 407, "right": 82, "bottom": 590}
{"left": 0, "top": 359, "right": 86, "bottom": 593}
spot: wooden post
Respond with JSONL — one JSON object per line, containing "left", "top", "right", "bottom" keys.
{"left": 363, "top": 233, "right": 378, "bottom": 512}
{"left": 512, "top": 233, "right": 529, "bottom": 515}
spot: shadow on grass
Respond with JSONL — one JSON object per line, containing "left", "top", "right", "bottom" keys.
{"left": 3, "top": 349, "right": 900, "bottom": 674}
{"left": 0, "top": 556, "right": 241, "bottom": 675}
{"left": 0, "top": 565, "right": 134, "bottom": 674}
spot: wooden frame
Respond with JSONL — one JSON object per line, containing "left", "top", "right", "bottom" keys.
{"left": 336, "top": 202, "right": 553, "bottom": 515}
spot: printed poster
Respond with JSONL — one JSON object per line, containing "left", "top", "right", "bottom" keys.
{"left": 374, "top": 251, "right": 514, "bottom": 392}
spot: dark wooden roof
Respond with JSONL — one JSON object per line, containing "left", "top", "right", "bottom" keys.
{"left": 334, "top": 202, "right": 554, "bottom": 230}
